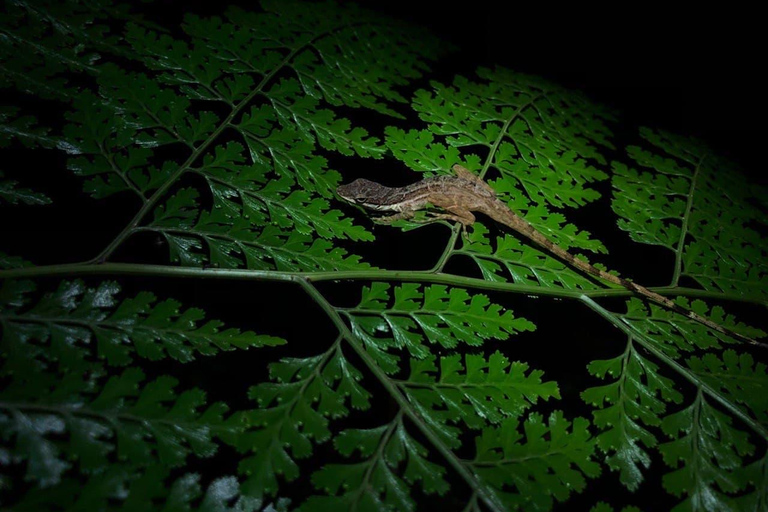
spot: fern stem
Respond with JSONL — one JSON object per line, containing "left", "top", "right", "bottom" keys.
{"left": 670, "top": 154, "right": 704, "bottom": 286}
{"left": 579, "top": 295, "right": 768, "bottom": 441}
{"left": 297, "top": 278, "right": 507, "bottom": 512}
{"left": 2, "top": 263, "right": 764, "bottom": 307}
{"left": 0, "top": 401, "right": 235, "bottom": 433}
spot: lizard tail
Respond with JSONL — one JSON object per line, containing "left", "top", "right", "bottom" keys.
{"left": 514, "top": 218, "right": 766, "bottom": 348}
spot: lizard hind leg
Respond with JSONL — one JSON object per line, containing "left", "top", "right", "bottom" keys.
{"left": 427, "top": 206, "right": 476, "bottom": 241}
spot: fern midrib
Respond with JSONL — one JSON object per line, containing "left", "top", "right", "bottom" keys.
{"left": 97, "top": 140, "right": 146, "bottom": 200}
{"left": 350, "top": 410, "right": 403, "bottom": 507}
{"left": 470, "top": 445, "right": 585, "bottom": 466}
{"left": 0, "top": 313, "right": 250, "bottom": 344}
{"left": 399, "top": 380, "right": 546, "bottom": 393}
{"left": 0, "top": 400, "right": 236, "bottom": 433}
{"left": 670, "top": 154, "right": 704, "bottom": 287}
{"left": 3, "top": 263, "right": 762, "bottom": 305}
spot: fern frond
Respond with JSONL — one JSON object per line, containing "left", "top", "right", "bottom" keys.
{"left": 613, "top": 127, "right": 768, "bottom": 299}
{"left": 0, "top": 171, "right": 50, "bottom": 205}
{"left": 402, "top": 352, "right": 560, "bottom": 448}
{"left": 304, "top": 414, "right": 449, "bottom": 512}
{"left": 387, "top": 67, "right": 612, "bottom": 208}
{"left": 150, "top": 188, "right": 372, "bottom": 271}
{"left": 0, "top": 363, "right": 240, "bottom": 487}
{"left": 620, "top": 298, "right": 764, "bottom": 356}
{"left": 344, "top": 283, "right": 534, "bottom": 372}
{"left": 686, "top": 350, "right": 768, "bottom": 426}
{"left": 471, "top": 411, "right": 600, "bottom": 512}
{"left": 0, "top": 279, "right": 284, "bottom": 368}
{"left": 659, "top": 390, "right": 756, "bottom": 511}
{"left": 459, "top": 223, "right": 602, "bottom": 287}
{"left": 237, "top": 339, "right": 371, "bottom": 499}
{"left": 581, "top": 337, "right": 683, "bottom": 490}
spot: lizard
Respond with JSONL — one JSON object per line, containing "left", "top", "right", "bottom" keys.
{"left": 337, "top": 164, "right": 765, "bottom": 348}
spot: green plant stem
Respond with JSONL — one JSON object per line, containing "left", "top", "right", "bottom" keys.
{"left": 670, "top": 154, "right": 704, "bottom": 287}
{"left": 2, "top": 262, "right": 764, "bottom": 306}
{"left": 297, "top": 278, "right": 506, "bottom": 512}
{"left": 580, "top": 295, "right": 768, "bottom": 440}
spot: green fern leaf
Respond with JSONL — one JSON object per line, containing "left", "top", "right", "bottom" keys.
{"left": 0, "top": 363, "right": 240, "bottom": 487}
{"left": 193, "top": 141, "right": 372, "bottom": 241}
{"left": 238, "top": 340, "right": 371, "bottom": 499}
{"left": 0, "top": 170, "right": 51, "bottom": 205}
{"left": 460, "top": 223, "right": 601, "bottom": 287}
{"left": 402, "top": 352, "right": 560, "bottom": 448}
{"left": 581, "top": 337, "right": 683, "bottom": 490}
{"left": 472, "top": 411, "right": 600, "bottom": 511}
{"left": 0, "top": 0, "right": 111, "bottom": 101}
{"left": 383, "top": 69, "right": 613, "bottom": 286}
{"left": 612, "top": 127, "right": 768, "bottom": 299}
{"left": 304, "top": 417, "right": 449, "bottom": 512}
{"left": 388, "top": 68, "right": 612, "bottom": 207}
{"left": 0, "top": 279, "right": 284, "bottom": 367}
{"left": 344, "top": 283, "right": 535, "bottom": 372}
{"left": 0, "top": 251, "right": 33, "bottom": 269}
{"left": 686, "top": 350, "right": 768, "bottom": 426}
{"left": 659, "top": 391, "right": 755, "bottom": 511}
{"left": 13, "top": 464, "right": 269, "bottom": 512}
{"left": 151, "top": 188, "right": 372, "bottom": 271}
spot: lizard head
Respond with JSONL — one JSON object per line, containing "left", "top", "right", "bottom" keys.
{"left": 336, "top": 178, "right": 394, "bottom": 209}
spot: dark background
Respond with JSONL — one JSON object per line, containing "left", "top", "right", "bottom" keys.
{"left": 368, "top": 2, "right": 764, "bottom": 181}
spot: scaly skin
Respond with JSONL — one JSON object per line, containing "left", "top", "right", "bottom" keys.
{"left": 337, "top": 164, "right": 765, "bottom": 348}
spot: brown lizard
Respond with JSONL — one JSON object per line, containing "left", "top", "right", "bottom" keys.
{"left": 337, "top": 164, "right": 765, "bottom": 348}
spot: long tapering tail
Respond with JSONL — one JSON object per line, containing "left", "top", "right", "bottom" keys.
{"left": 485, "top": 201, "right": 765, "bottom": 348}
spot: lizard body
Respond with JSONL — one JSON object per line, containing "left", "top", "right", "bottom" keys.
{"left": 337, "top": 165, "right": 764, "bottom": 348}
